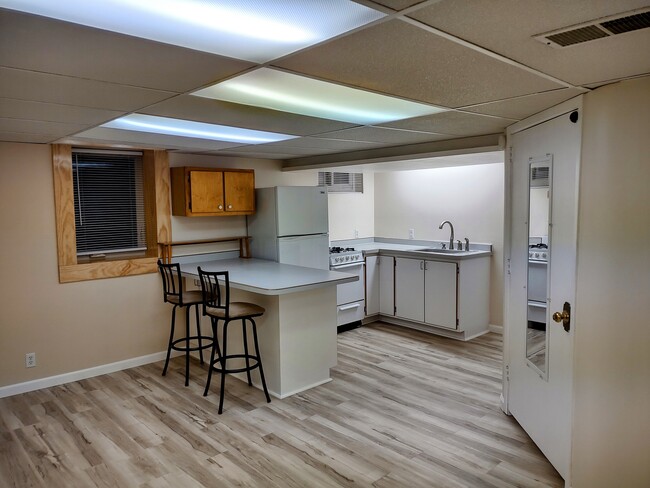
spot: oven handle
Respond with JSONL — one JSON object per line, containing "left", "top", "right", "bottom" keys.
{"left": 332, "top": 262, "right": 364, "bottom": 270}
{"left": 338, "top": 303, "right": 361, "bottom": 311}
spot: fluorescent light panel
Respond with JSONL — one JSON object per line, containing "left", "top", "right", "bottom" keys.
{"left": 192, "top": 68, "right": 447, "bottom": 125}
{"left": 102, "top": 114, "right": 298, "bottom": 144}
{"left": 2, "top": 0, "right": 385, "bottom": 63}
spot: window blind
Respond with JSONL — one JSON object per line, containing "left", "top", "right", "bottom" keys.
{"left": 72, "top": 150, "right": 146, "bottom": 256}
{"left": 318, "top": 171, "right": 364, "bottom": 193}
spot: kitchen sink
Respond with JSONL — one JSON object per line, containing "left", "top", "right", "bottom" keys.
{"left": 416, "top": 248, "right": 467, "bottom": 253}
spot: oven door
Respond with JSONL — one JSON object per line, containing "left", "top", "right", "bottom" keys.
{"left": 527, "top": 260, "right": 547, "bottom": 303}
{"left": 333, "top": 262, "right": 365, "bottom": 305}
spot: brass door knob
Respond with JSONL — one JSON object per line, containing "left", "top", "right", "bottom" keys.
{"left": 552, "top": 302, "right": 571, "bottom": 332}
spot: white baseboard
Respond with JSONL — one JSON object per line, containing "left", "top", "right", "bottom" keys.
{"left": 0, "top": 350, "right": 174, "bottom": 399}
{"left": 489, "top": 323, "right": 503, "bottom": 334}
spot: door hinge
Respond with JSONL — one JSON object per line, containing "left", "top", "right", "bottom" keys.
{"left": 505, "top": 363, "right": 510, "bottom": 382}
{"left": 506, "top": 258, "right": 511, "bottom": 275}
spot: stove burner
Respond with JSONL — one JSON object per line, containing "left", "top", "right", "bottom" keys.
{"left": 329, "top": 246, "right": 355, "bottom": 253}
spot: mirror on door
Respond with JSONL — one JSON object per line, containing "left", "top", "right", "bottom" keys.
{"left": 526, "top": 157, "right": 552, "bottom": 376}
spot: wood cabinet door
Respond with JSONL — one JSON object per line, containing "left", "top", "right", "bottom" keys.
{"left": 189, "top": 170, "right": 223, "bottom": 214}
{"left": 224, "top": 171, "right": 254, "bottom": 213}
{"left": 395, "top": 257, "right": 424, "bottom": 322}
{"left": 424, "top": 260, "right": 458, "bottom": 329}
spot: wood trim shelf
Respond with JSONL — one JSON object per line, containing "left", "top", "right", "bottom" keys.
{"left": 158, "top": 236, "right": 251, "bottom": 264}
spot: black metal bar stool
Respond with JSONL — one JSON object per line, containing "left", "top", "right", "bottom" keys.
{"left": 198, "top": 267, "right": 271, "bottom": 414}
{"left": 157, "top": 260, "right": 213, "bottom": 386}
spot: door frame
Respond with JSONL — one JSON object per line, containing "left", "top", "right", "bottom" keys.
{"left": 502, "top": 95, "right": 583, "bottom": 416}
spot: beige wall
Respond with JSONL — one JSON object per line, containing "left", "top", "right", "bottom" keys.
{"left": 374, "top": 163, "right": 505, "bottom": 326}
{"left": 571, "top": 77, "right": 650, "bottom": 487}
{"left": 327, "top": 172, "right": 375, "bottom": 241}
{"left": 0, "top": 142, "right": 170, "bottom": 387}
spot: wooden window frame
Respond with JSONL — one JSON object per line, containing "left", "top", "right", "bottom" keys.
{"left": 52, "top": 144, "right": 171, "bottom": 283}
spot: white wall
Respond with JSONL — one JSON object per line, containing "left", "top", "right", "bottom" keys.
{"left": 374, "top": 163, "right": 504, "bottom": 326}
{"left": 327, "top": 172, "right": 375, "bottom": 241}
{"left": 571, "top": 77, "right": 650, "bottom": 487}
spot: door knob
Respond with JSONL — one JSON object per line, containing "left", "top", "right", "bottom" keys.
{"left": 552, "top": 302, "right": 571, "bottom": 332}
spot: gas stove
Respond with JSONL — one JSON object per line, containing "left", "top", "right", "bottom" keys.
{"left": 329, "top": 247, "right": 364, "bottom": 267}
{"left": 529, "top": 243, "right": 549, "bottom": 262}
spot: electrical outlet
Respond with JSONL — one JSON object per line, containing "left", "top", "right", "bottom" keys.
{"left": 354, "top": 229, "right": 359, "bottom": 238}
{"left": 409, "top": 228, "right": 415, "bottom": 240}
{"left": 25, "top": 352, "right": 36, "bottom": 368}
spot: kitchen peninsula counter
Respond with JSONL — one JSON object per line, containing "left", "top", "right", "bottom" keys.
{"left": 180, "top": 258, "right": 355, "bottom": 399}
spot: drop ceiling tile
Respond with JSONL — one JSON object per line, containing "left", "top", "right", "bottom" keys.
{"left": 0, "top": 67, "right": 175, "bottom": 111}
{"left": 204, "top": 150, "right": 296, "bottom": 160}
{"left": 0, "top": 98, "right": 122, "bottom": 125}
{"left": 0, "top": 131, "right": 58, "bottom": 143}
{"left": 459, "top": 88, "right": 584, "bottom": 120}
{"left": 314, "top": 126, "right": 449, "bottom": 144}
{"left": 409, "top": 0, "right": 650, "bottom": 86}
{"left": 369, "top": 0, "right": 424, "bottom": 11}
{"left": 0, "top": 117, "right": 88, "bottom": 137}
{"left": 275, "top": 19, "right": 563, "bottom": 108}
{"left": 71, "top": 127, "right": 246, "bottom": 151}
{"left": 0, "top": 10, "right": 254, "bottom": 92}
{"left": 380, "top": 111, "right": 514, "bottom": 136}
{"left": 142, "top": 95, "right": 356, "bottom": 136}
{"left": 253, "top": 137, "right": 380, "bottom": 151}
{"left": 221, "top": 144, "right": 325, "bottom": 156}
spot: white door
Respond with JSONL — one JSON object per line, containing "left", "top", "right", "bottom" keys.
{"left": 276, "top": 186, "right": 328, "bottom": 236}
{"left": 395, "top": 257, "right": 424, "bottom": 322}
{"left": 506, "top": 104, "right": 581, "bottom": 481}
{"left": 277, "top": 234, "right": 329, "bottom": 270}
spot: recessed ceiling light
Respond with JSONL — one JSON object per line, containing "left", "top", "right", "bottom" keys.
{"left": 192, "top": 68, "right": 447, "bottom": 125}
{"left": 2, "top": 0, "right": 385, "bottom": 63}
{"left": 101, "top": 114, "right": 298, "bottom": 144}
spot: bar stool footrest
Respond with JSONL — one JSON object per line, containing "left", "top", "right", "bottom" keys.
{"left": 170, "top": 335, "right": 214, "bottom": 353}
{"left": 209, "top": 354, "right": 261, "bottom": 375}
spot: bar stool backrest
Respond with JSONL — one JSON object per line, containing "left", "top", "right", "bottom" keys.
{"left": 157, "top": 259, "right": 185, "bottom": 306}
{"left": 197, "top": 268, "right": 230, "bottom": 318}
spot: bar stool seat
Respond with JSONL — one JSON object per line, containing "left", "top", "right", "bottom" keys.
{"left": 198, "top": 267, "right": 271, "bottom": 414}
{"left": 158, "top": 260, "right": 214, "bottom": 387}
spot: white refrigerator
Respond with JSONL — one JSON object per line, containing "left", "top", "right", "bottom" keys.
{"left": 248, "top": 186, "right": 330, "bottom": 270}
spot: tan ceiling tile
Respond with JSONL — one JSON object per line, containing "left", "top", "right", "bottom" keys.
{"left": 314, "top": 126, "right": 449, "bottom": 144}
{"left": 458, "top": 88, "right": 584, "bottom": 120}
{"left": 0, "top": 67, "right": 175, "bottom": 111}
{"left": 409, "top": 0, "right": 650, "bottom": 86}
{"left": 275, "top": 19, "right": 562, "bottom": 108}
{"left": 0, "top": 98, "right": 122, "bottom": 125}
{"left": 0, "top": 117, "right": 88, "bottom": 137}
{"left": 0, "top": 131, "right": 59, "bottom": 144}
{"left": 380, "top": 111, "right": 514, "bottom": 136}
{"left": 0, "top": 10, "right": 253, "bottom": 93}
{"left": 142, "top": 95, "right": 356, "bottom": 136}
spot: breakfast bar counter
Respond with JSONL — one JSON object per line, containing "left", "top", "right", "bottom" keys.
{"left": 180, "top": 258, "right": 356, "bottom": 399}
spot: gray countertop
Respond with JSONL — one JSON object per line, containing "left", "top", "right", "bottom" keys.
{"left": 180, "top": 258, "right": 357, "bottom": 296}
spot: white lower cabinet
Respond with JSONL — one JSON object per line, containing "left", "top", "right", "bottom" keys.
{"left": 378, "top": 255, "right": 395, "bottom": 316}
{"left": 395, "top": 257, "right": 459, "bottom": 330}
{"left": 395, "top": 257, "right": 425, "bottom": 322}
{"left": 364, "top": 255, "right": 395, "bottom": 317}
{"left": 424, "top": 260, "right": 458, "bottom": 329}
{"left": 365, "top": 255, "right": 379, "bottom": 316}
{"left": 368, "top": 252, "right": 489, "bottom": 339}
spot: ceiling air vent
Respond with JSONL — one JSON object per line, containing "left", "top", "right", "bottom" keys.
{"left": 535, "top": 7, "right": 650, "bottom": 48}
{"left": 318, "top": 171, "right": 363, "bottom": 193}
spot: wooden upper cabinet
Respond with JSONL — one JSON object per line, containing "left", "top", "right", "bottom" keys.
{"left": 171, "top": 167, "right": 255, "bottom": 217}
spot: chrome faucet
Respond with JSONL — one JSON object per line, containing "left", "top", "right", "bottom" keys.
{"left": 438, "top": 220, "right": 454, "bottom": 250}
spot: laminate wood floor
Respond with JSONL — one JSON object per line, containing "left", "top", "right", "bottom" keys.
{"left": 0, "top": 323, "right": 563, "bottom": 487}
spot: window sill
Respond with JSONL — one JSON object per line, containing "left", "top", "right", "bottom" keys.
{"left": 58, "top": 257, "right": 158, "bottom": 283}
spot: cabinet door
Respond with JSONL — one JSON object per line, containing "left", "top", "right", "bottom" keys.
{"left": 424, "top": 260, "right": 458, "bottom": 329}
{"left": 189, "top": 170, "right": 224, "bottom": 214}
{"left": 379, "top": 256, "right": 395, "bottom": 316}
{"left": 395, "top": 257, "right": 424, "bottom": 322}
{"left": 365, "top": 256, "right": 379, "bottom": 316}
{"left": 224, "top": 171, "right": 254, "bottom": 213}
